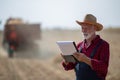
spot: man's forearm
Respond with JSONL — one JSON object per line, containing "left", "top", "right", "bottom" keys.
{"left": 84, "top": 57, "right": 92, "bottom": 68}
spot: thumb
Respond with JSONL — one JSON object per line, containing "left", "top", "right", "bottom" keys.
{"left": 73, "top": 53, "right": 79, "bottom": 59}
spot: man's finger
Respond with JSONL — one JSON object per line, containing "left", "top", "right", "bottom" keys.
{"left": 73, "top": 53, "right": 79, "bottom": 58}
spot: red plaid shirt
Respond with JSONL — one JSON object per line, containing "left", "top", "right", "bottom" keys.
{"left": 62, "top": 35, "right": 110, "bottom": 80}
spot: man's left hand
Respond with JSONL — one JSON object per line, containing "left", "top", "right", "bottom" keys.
{"left": 73, "top": 52, "right": 88, "bottom": 62}
{"left": 73, "top": 52, "right": 92, "bottom": 68}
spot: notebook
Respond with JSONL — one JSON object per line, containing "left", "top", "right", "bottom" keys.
{"left": 56, "top": 41, "right": 78, "bottom": 62}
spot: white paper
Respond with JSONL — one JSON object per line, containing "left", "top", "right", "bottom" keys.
{"left": 56, "top": 41, "right": 77, "bottom": 55}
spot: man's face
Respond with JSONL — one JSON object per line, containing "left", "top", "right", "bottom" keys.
{"left": 81, "top": 24, "right": 96, "bottom": 39}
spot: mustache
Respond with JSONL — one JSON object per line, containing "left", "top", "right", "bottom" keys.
{"left": 82, "top": 33, "right": 88, "bottom": 36}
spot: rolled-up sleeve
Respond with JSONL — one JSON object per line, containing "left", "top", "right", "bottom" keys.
{"left": 91, "top": 42, "right": 110, "bottom": 78}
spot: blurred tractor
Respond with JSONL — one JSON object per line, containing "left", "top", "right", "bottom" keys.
{"left": 3, "top": 18, "right": 41, "bottom": 58}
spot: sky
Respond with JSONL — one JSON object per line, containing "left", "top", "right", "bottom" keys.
{"left": 0, "top": 0, "right": 120, "bottom": 30}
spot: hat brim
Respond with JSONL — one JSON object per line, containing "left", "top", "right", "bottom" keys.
{"left": 76, "top": 20, "right": 103, "bottom": 31}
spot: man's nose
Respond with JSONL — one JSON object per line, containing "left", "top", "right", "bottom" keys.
{"left": 82, "top": 29, "right": 87, "bottom": 33}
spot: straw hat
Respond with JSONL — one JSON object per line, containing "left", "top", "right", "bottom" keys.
{"left": 76, "top": 14, "right": 103, "bottom": 31}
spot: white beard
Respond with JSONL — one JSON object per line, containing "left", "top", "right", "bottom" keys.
{"left": 82, "top": 32, "right": 94, "bottom": 40}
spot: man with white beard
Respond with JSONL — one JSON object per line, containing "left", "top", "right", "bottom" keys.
{"left": 61, "top": 14, "right": 110, "bottom": 80}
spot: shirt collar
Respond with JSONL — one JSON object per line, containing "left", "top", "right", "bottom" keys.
{"left": 91, "top": 35, "right": 101, "bottom": 44}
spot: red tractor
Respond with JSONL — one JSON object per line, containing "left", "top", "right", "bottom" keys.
{"left": 3, "top": 18, "right": 41, "bottom": 58}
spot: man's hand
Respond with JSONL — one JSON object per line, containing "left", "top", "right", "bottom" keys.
{"left": 73, "top": 52, "right": 87, "bottom": 62}
{"left": 73, "top": 52, "right": 92, "bottom": 68}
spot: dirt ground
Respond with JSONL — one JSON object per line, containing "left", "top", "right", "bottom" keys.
{"left": 0, "top": 28, "right": 120, "bottom": 80}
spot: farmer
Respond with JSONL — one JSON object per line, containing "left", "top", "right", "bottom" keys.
{"left": 61, "top": 14, "right": 110, "bottom": 80}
